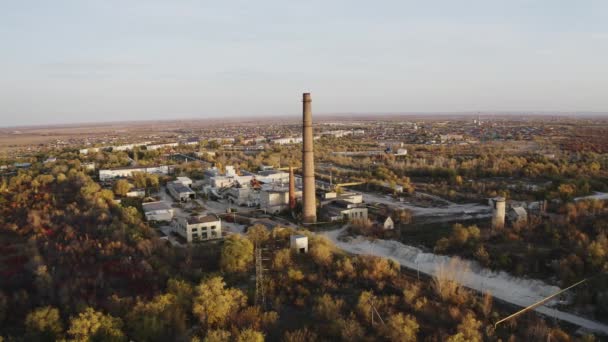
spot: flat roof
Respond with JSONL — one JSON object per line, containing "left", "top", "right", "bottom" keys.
{"left": 258, "top": 170, "right": 288, "bottom": 176}
{"left": 186, "top": 215, "right": 220, "bottom": 224}
{"left": 142, "top": 201, "right": 172, "bottom": 211}
{"left": 169, "top": 182, "right": 195, "bottom": 194}
{"left": 100, "top": 165, "right": 169, "bottom": 171}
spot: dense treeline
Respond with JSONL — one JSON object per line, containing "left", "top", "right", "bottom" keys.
{"left": 431, "top": 201, "right": 608, "bottom": 321}
{"left": 0, "top": 163, "right": 597, "bottom": 341}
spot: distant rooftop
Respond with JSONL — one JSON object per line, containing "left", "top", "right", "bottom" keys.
{"left": 142, "top": 201, "right": 172, "bottom": 212}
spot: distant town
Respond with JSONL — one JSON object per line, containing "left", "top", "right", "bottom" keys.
{"left": 1, "top": 100, "right": 608, "bottom": 340}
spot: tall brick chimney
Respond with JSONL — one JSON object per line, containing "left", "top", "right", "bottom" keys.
{"left": 301, "top": 93, "right": 316, "bottom": 223}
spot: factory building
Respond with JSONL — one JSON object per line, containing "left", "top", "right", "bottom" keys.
{"left": 142, "top": 201, "right": 174, "bottom": 222}
{"left": 173, "top": 215, "right": 222, "bottom": 243}
{"left": 99, "top": 165, "right": 171, "bottom": 181}
{"left": 167, "top": 181, "right": 196, "bottom": 202}
{"left": 227, "top": 187, "right": 260, "bottom": 207}
{"left": 256, "top": 170, "right": 290, "bottom": 184}
{"left": 325, "top": 199, "right": 368, "bottom": 222}
{"left": 260, "top": 187, "right": 303, "bottom": 213}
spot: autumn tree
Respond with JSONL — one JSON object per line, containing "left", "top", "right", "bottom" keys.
{"left": 220, "top": 234, "right": 254, "bottom": 273}
{"left": 192, "top": 276, "right": 247, "bottom": 328}
{"left": 447, "top": 312, "right": 482, "bottom": 342}
{"left": 112, "top": 179, "right": 132, "bottom": 196}
{"left": 309, "top": 237, "right": 333, "bottom": 268}
{"left": 313, "top": 294, "right": 344, "bottom": 322}
{"left": 126, "top": 293, "right": 186, "bottom": 342}
{"left": 283, "top": 328, "right": 318, "bottom": 342}
{"left": 24, "top": 306, "right": 63, "bottom": 341}
{"left": 67, "top": 307, "right": 126, "bottom": 342}
{"left": 236, "top": 328, "right": 264, "bottom": 342}
{"left": 271, "top": 248, "right": 292, "bottom": 271}
{"left": 382, "top": 313, "right": 419, "bottom": 342}
{"left": 246, "top": 224, "right": 270, "bottom": 246}
{"left": 204, "top": 329, "right": 231, "bottom": 342}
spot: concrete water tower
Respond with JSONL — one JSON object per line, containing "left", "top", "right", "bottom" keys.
{"left": 489, "top": 196, "right": 506, "bottom": 229}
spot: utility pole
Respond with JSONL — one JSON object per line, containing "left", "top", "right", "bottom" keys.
{"left": 368, "top": 297, "right": 385, "bottom": 326}
{"left": 255, "top": 243, "right": 264, "bottom": 307}
{"left": 255, "top": 243, "right": 270, "bottom": 309}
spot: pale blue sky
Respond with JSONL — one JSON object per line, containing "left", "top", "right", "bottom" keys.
{"left": 1, "top": 0, "right": 607, "bottom": 126}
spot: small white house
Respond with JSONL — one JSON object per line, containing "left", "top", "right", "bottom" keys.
{"left": 382, "top": 217, "right": 395, "bottom": 230}
{"left": 290, "top": 235, "right": 308, "bottom": 254}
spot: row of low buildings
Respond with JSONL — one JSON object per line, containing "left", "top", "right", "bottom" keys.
{"left": 99, "top": 165, "right": 173, "bottom": 181}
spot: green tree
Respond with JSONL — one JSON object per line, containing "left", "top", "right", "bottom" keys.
{"left": 192, "top": 276, "right": 247, "bottom": 328}
{"left": 220, "top": 234, "right": 254, "bottom": 273}
{"left": 24, "top": 306, "right": 63, "bottom": 341}
{"left": 67, "top": 307, "right": 126, "bottom": 342}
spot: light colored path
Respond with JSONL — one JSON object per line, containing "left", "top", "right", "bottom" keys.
{"left": 322, "top": 228, "right": 608, "bottom": 335}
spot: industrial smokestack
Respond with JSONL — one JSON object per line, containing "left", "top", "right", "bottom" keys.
{"left": 302, "top": 93, "right": 317, "bottom": 223}
{"left": 289, "top": 166, "right": 296, "bottom": 210}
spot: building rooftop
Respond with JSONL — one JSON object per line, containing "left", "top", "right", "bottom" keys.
{"left": 258, "top": 170, "right": 288, "bottom": 176}
{"left": 169, "top": 182, "right": 195, "bottom": 194}
{"left": 186, "top": 215, "right": 220, "bottom": 224}
{"left": 142, "top": 201, "right": 172, "bottom": 212}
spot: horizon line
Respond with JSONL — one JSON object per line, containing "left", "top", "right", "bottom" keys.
{"left": 2, "top": 110, "right": 608, "bottom": 130}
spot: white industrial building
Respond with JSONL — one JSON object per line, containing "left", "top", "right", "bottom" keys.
{"left": 271, "top": 137, "right": 303, "bottom": 145}
{"left": 173, "top": 215, "right": 222, "bottom": 243}
{"left": 227, "top": 187, "right": 260, "bottom": 207}
{"left": 142, "top": 201, "right": 174, "bottom": 222}
{"left": 290, "top": 235, "right": 308, "bottom": 254}
{"left": 147, "top": 142, "right": 179, "bottom": 150}
{"left": 209, "top": 166, "right": 253, "bottom": 188}
{"left": 257, "top": 170, "right": 290, "bottom": 185}
{"left": 99, "top": 165, "right": 171, "bottom": 181}
{"left": 259, "top": 187, "right": 302, "bottom": 213}
{"left": 175, "top": 176, "right": 193, "bottom": 187}
{"left": 325, "top": 199, "right": 368, "bottom": 222}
